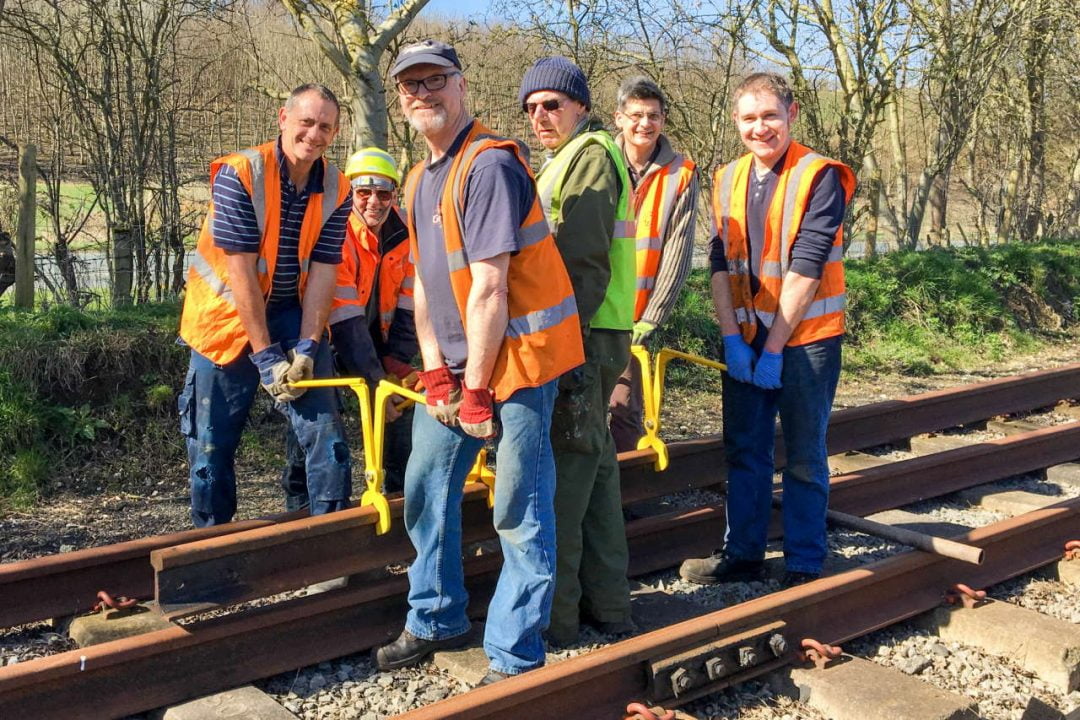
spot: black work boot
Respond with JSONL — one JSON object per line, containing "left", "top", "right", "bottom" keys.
{"left": 678, "top": 552, "right": 765, "bottom": 585}
{"left": 781, "top": 570, "right": 820, "bottom": 588}
{"left": 374, "top": 628, "right": 471, "bottom": 670}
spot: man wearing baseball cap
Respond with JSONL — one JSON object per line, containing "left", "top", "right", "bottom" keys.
{"left": 281, "top": 147, "right": 418, "bottom": 506}
{"left": 374, "top": 40, "right": 584, "bottom": 684}
{"left": 520, "top": 56, "right": 636, "bottom": 646}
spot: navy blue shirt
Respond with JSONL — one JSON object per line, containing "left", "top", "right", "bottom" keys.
{"left": 211, "top": 138, "right": 350, "bottom": 305}
{"left": 413, "top": 122, "right": 535, "bottom": 372}
{"left": 709, "top": 151, "right": 845, "bottom": 292}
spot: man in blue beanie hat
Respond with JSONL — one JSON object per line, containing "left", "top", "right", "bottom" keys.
{"left": 520, "top": 56, "right": 637, "bottom": 646}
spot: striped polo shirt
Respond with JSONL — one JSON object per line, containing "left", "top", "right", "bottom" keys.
{"left": 211, "top": 138, "right": 350, "bottom": 304}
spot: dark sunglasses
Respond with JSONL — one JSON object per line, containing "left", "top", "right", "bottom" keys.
{"left": 524, "top": 98, "right": 565, "bottom": 115}
{"left": 354, "top": 187, "right": 394, "bottom": 202}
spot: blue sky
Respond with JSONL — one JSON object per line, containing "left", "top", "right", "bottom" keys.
{"left": 423, "top": 0, "right": 496, "bottom": 20}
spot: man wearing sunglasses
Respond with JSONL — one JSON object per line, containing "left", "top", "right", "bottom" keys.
{"left": 374, "top": 40, "right": 583, "bottom": 685}
{"left": 608, "top": 76, "right": 699, "bottom": 453}
{"left": 281, "top": 147, "right": 418, "bottom": 508}
{"left": 520, "top": 56, "right": 636, "bottom": 647}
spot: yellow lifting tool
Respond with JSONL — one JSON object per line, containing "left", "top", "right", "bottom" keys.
{"left": 290, "top": 377, "right": 494, "bottom": 535}
{"left": 631, "top": 346, "right": 727, "bottom": 472}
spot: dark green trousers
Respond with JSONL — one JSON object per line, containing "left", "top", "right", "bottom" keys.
{"left": 548, "top": 329, "right": 631, "bottom": 643}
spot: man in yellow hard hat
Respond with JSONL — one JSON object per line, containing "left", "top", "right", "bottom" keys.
{"left": 282, "top": 147, "right": 418, "bottom": 504}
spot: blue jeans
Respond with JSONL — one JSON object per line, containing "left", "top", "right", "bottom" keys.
{"left": 178, "top": 303, "right": 352, "bottom": 527}
{"left": 403, "top": 380, "right": 558, "bottom": 675}
{"left": 721, "top": 336, "right": 841, "bottom": 574}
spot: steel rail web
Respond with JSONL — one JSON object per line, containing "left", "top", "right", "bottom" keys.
{"left": 154, "top": 421, "right": 1080, "bottom": 617}
{"left": 400, "top": 501, "right": 1080, "bottom": 720}
{"left": 0, "top": 362, "right": 1077, "bottom": 630}
{"left": 0, "top": 497, "right": 1076, "bottom": 719}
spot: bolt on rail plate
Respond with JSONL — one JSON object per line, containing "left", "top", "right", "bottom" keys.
{"left": 647, "top": 621, "right": 787, "bottom": 703}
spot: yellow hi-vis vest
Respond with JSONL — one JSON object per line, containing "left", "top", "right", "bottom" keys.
{"left": 536, "top": 129, "right": 636, "bottom": 331}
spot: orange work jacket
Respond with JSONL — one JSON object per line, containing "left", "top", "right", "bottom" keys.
{"left": 401, "top": 121, "right": 585, "bottom": 401}
{"left": 632, "top": 153, "right": 696, "bottom": 321}
{"left": 329, "top": 209, "right": 415, "bottom": 341}
{"left": 711, "top": 141, "right": 855, "bottom": 347}
{"left": 180, "top": 141, "right": 349, "bottom": 364}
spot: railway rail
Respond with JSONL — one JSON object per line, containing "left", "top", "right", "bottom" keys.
{"left": 0, "top": 363, "right": 1078, "bottom": 718}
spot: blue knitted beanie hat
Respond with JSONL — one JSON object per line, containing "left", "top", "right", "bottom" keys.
{"left": 518, "top": 56, "right": 591, "bottom": 110}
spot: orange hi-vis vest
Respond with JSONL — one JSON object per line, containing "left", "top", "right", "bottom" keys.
{"left": 402, "top": 121, "right": 585, "bottom": 402}
{"left": 711, "top": 141, "right": 856, "bottom": 347}
{"left": 631, "top": 153, "right": 696, "bottom": 321}
{"left": 180, "top": 141, "right": 349, "bottom": 365}
{"left": 329, "top": 209, "right": 415, "bottom": 340}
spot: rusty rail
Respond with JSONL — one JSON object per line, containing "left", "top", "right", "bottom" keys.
{"left": 2, "top": 363, "right": 1077, "bottom": 629}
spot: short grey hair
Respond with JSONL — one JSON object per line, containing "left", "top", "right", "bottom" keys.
{"left": 286, "top": 83, "right": 341, "bottom": 124}
{"left": 616, "top": 75, "right": 668, "bottom": 115}
{"left": 733, "top": 73, "right": 795, "bottom": 110}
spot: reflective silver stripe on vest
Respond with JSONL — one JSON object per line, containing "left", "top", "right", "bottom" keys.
{"left": 828, "top": 244, "right": 843, "bottom": 263}
{"left": 237, "top": 148, "right": 267, "bottom": 238}
{"left": 401, "top": 276, "right": 415, "bottom": 289}
{"left": 321, "top": 165, "right": 342, "bottom": 227}
{"left": 715, "top": 162, "right": 737, "bottom": 249}
{"left": 754, "top": 293, "right": 846, "bottom": 330}
{"left": 329, "top": 303, "right": 366, "bottom": 325}
{"left": 654, "top": 155, "right": 687, "bottom": 243}
{"left": 190, "top": 249, "right": 235, "bottom": 306}
{"left": 397, "top": 295, "right": 415, "bottom": 310}
{"left": 447, "top": 248, "right": 468, "bottom": 272}
{"left": 760, "top": 260, "right": 782, "bottom": 278}
{"left": 779, "top": 151, "right": 825, "bottom": 277}
{"left": 636, "top": 236, "right": 662, "bottom": 252}
{"left": 614, "top": 219, "right": 637, "bottom": 239}
{"left": 300, "top": 258, "right": 311, "bottom": 274}
{"left": 518, "top": 218, "right": 550, "bottom": 249}
{"left": 506, "top": 294, "right": 578, "bottom": 339}
{"left": 636, "top": 276, "right": 655, "bottom": 291}
{"left": 726, "top": 257, "right": 749, "bottom": 276}
{"left": 335, "top": 286, "right": 359, "bottom": 300}
{"left": 733, "top": 307, "right": 752, "bottom": 324}
{"left": 381, "top": 311, "right": 394, "bottom": 326}
{"left": 256, "top": 257, "right": 268, "bottom": 274}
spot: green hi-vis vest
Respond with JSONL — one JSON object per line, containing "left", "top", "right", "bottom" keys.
{"left": 536, "top": 129, "right": 636, "bottom": 331}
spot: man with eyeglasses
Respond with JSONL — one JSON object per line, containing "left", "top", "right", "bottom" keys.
{"left": 608, "top": 76, "right": 699, "bottom": 453}
{"left": 373, "top": 40, "right": 584, "bottom": 685}
{"left": 280, "top": 147, "right": 418, "bottom": 508}
{"left": 519, "top": 56, "right": 636, "bottom": 647}
{"left": 177, "top": 83, "right": 352, "bottom": 527}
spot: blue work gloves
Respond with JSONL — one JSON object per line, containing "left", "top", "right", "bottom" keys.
{"left": 631, "top": 320, "right": 657, "bottom": 346}
{"left": 286, "top": 338, "right": 319, "bottom": 385}
{"left": 722, "top": 333, "right": 755, "bottom": 384}
{"left": 250, "top": 343, "right": 304, "bottom": 402}
{"left": 752, "top": 350, "right": 784, "bottom": 389}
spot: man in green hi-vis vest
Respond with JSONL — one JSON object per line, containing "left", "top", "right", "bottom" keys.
{"left": 521, "top": 56, "right": 637, "bottom": 646}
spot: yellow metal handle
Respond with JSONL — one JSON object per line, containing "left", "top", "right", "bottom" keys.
{"left": 630, "top": 346, "right": 727, "bottom": 472}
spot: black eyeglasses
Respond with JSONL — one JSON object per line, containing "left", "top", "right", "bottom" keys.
{"left": 524, "top": 98, "right": 565, "bottom": 115}
{"left": 396, "top": 72, "right": 460, "bottom": 95}
{"left": 354, "top": 187, "right": 394, "bottom": 202}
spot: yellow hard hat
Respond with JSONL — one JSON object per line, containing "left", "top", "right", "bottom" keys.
{"left": 345, "top": 147, "right": 400, "bottom": 188}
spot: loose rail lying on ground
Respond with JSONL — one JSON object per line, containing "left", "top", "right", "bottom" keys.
{"left": 2, "top": 362, "right": 1076, "bottom": 630}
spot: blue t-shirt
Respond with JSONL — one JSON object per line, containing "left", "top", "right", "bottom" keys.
{"left": 412, "top": 122, "right": 535, "bottom": 371}
{"left": 211, "top": 138, "right": 349, "bottom": 305}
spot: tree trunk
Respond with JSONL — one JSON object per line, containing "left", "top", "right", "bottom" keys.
{"left": 928, "top": 172, "right": 949, "bottom": 247}
{"left": 15, "top": 143, "right": 37, "bottom": 310}
{"left": 349, "top": 54, "right": 389, "bottom": 150}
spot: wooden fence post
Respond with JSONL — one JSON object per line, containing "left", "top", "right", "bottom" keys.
{"left": 14, "top": 143, "right": 37, "bottom": 310}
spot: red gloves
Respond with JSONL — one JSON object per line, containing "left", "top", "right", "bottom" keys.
{"left": 382, "top": 356, "right": 419, "bottom": 390}
{"left": 459, "top": 386, "right": 496, "bottom": 439}
{"left": 417, "top": 366, "right": 461, "bottom": 425}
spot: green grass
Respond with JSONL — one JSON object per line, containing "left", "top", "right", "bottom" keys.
{"left": 656, "top": 239, "right": 1080, "bottom": 379}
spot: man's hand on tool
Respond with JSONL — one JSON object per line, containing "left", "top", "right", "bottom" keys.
{"left": 418, "top": 365, "right": 462, "bottom": 426}
{"left": 459, "top": 386, "right": 496, "bottom": 439}
{"left": 631, "top": 320, "right": 656, "bottom": 346}
{"left": 382, "top": 355, "right": 420, "bottom": 390}
{"left": 285, "top": 338, "right": 318, "bottom": 384}
{"left": 250, "top": 343, "right": 304, "bottom": 402}
{"left": 722, "top": 333, "right": 755, "bottom": 384}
